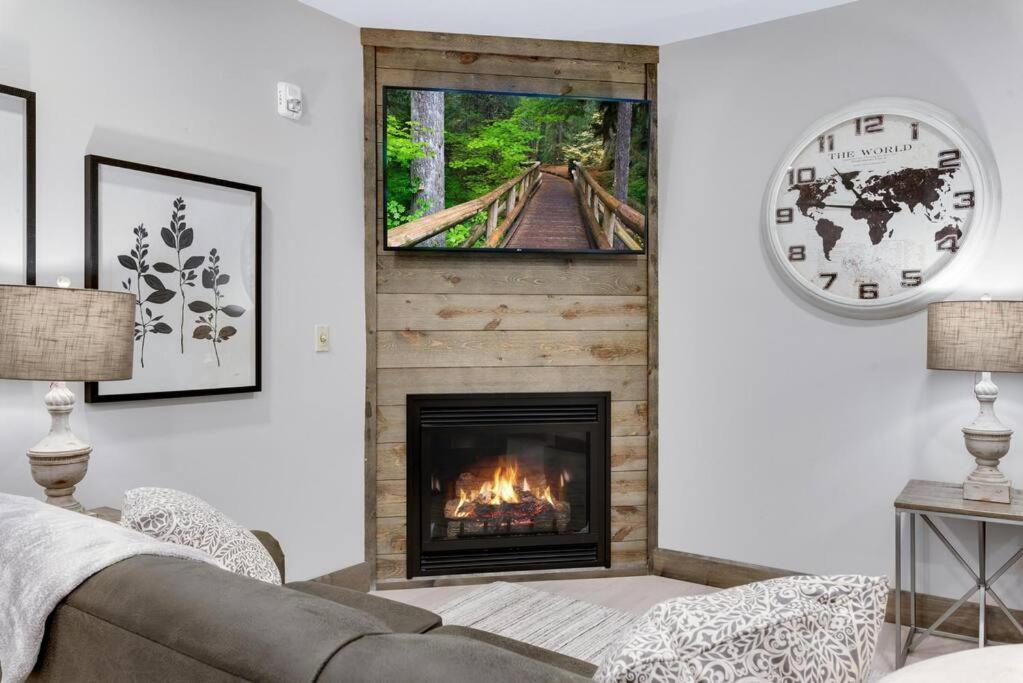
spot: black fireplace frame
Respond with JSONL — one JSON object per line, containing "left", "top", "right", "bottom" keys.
{"left": 406, "top": 392, "right": 611, "bottom": 578}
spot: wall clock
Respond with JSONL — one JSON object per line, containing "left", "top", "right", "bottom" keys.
{"left": 763, "top": 98, "right": 1000, "bottom": 319}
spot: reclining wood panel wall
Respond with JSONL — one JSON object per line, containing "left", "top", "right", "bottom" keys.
{"left": 362, "top": 28, "right": 659, "bottom": 588}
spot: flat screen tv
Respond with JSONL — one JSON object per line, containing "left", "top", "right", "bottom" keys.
{"left": 383, "top": 86, "right": 650, "bottom": 254}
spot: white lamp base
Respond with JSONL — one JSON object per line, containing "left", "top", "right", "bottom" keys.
{"left": 962, "top": 372, "right": 1012, "bottom": 504}
{"left": 26, "top": 381, "right": 92, "bottom": 513}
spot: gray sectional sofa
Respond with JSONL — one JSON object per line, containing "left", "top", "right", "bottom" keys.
{"left": 30, "top": 532, "right": 595, "bottom": 682}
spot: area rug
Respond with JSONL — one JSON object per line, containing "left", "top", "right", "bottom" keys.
{"left": 436, "top": 581, "right": 637, "bottom": 665}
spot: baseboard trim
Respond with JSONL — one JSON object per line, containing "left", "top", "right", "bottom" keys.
{"left": 651, "top": 547, "right": 796, "bottom": 588}
{"left": 312, "top": 562, "right": 372, "bottom": 592}
{"left": 375, "top": 564, "right": 648, "bottom": 591}
{"left": 651, "top": 547, "right": 1023, "bottom": 644}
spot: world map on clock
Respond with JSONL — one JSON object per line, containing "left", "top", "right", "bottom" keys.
{"left": 766, "top": 102, "right": 994, "bottom": 316}
{"left": 791, "top": 166, "right": 962, "bottom": 260}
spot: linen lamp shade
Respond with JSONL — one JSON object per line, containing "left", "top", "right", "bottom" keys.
{"left": 927, "top": 301, "right": 1023, "bottom": 373}
{"left": 0, "top": 284, "right": 135, "bottom": 381}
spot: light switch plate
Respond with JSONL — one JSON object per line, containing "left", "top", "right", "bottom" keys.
{"left": 314, "top": 325, "right": 329, "bottom": 352}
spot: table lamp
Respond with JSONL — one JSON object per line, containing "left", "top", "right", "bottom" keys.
{"left": 927, "top": 299, "right": 1023, "bottom": 503}
{"left": 0, "top": 284, "right": 135, "bottom": 512}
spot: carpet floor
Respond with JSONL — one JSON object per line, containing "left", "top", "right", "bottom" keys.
{"left": 437, "top": 581, "right": 636, "bottom": 665}
{"left": 376, "top": 575, "right": 976, "bottom": 677}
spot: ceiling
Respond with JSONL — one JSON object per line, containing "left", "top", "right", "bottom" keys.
{"left": 300, "top": 0, "right": 857, "bottom": 46}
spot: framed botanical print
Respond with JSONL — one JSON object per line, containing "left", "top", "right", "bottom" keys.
{"left": 0, "top": 84, "right": 35, "bottom": 285}
{"left": 85, "top": 155, "right": 261, "bottom": 402}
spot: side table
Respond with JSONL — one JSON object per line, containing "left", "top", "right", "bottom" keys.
{"left": 894, "top": 479, "right": 1023, "bottom": 668}
{"left": 88, "top": 506, "right": 121, "bottom": 523}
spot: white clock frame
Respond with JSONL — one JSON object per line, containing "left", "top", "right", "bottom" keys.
{"left": 762, "top": 97, "right": 1001, "bottom": 319}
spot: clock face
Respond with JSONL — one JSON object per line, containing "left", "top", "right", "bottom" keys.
{"left": 765, "top": 99, "right": 998, "bottom": 318}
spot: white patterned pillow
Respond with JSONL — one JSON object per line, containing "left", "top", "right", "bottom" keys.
{"left": 596, "top": 574, "right": 888, "bottom": 683}
{"left": 121, "top": 487, "right": 281, "bottom": 585}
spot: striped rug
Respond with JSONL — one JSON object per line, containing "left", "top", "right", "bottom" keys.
{"left": 436, "top": 581, "right": 637, "bottom": 665}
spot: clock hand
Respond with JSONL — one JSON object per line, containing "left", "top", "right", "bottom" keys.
{"left": 833, "top": 167, "right": 865, "bottom": 200}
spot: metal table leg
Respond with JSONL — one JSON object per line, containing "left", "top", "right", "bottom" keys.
{"left": 895, "top": 511, "right": 903, "bottom": 668}
{"left": 979, "top": 521, "right": 986, "bottom": 648}
{"left": 909, "top": 513, "right": 916, "bottom": 653}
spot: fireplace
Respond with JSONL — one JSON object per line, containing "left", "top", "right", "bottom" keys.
{"left": 406, "top": 392, "right": 610, "bottom": 578}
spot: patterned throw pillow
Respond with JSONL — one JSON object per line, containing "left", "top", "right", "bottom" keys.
{"left": 121, "top": 487, "right": 281, "bottom": 585}
{"left": 595, "top": 574, "right": 888, "bottom": 683}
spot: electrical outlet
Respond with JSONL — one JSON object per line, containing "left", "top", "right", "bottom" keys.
{"left": 314, "top": 325, "right": 329, "bottom": 352}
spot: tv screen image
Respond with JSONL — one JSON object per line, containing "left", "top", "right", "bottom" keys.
{"left": 383, "top": 87, "right": 650, "bottom": 254}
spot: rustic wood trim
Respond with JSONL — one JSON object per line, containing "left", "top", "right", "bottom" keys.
{"left": 364, "top": 31, "right": 657, "bottom": 585}
{"left": 377, "top": 68, "right": 646, "bottom": 101}
{"left": 377, "top": 293, "right": 647, "bottom": 332}
{"left": 377, "top": 330, "right": 648, "bottom": 369}
{"left": 312, "top": 562, "right": 372, "bottom": 592}
{"left": 360, "top": 28, "right": 658, "bottom": 64}
{"left": 611, "top": 435, "right": 647, "bottom": 471}
{"left": 377, "top": 254, "right": 648, "bottom": 296}
{"left": 644, "top": 63, "right": 660, "bottom": 564}
{"left": 652, "top": 547, "right": 1023, "bottom": 644}
{"left": 612, "top": 400, "right": 648, "bottom": 436}
{"left": 651, "top": 548, "right": 796, "bottom": 588}
{"left": 887, "top": 590, "right": 1023, "bottom": 644}
{"left": 375, "top": 47, "right": 648, "bottom": 84}
{"left": 611, "top": 470, "right": 647, "bottom": 506}
{"left": 363, "top": 45, "right": 379, "bottom": 590}
{"left": 611, "top": 505, "right": 647, "bottom": 542}
{"left": 376, "top": 516, "right": 407, "bottom": 555}
{"left": 611, "top": 539, "right": 647, "bottom": 566}
{"left": 378, "top": 366, "right": 648, "bottom": 405}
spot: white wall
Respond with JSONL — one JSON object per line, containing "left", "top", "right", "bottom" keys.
{"left": 660, "top": 0, "right": 1023, "bottom": 604}
{"left": 0, "top": 0, "right": 365, "bottom": 581}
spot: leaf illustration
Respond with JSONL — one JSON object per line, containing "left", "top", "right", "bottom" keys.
{"left": 160, "top": 228, "right": 176, "bottom": 249}
{"left": 183, "top": 255, "right": 205, "bottom": 270}
{"left": 190, "top": 246, "right": 243, "bottom": 367}
{"left": 153, "top": 262, "right": 177, "bottom": 273}
{"left": 146, "top": 289, "right": 176, "bottom": 304}
{"left": 179, "top": 228, "right": 193, "bottom": 249}
{"left": 142, "top": 274, "right": 167, "bottom": 291}
{"left": 123, "top": 222, "right": 176, "bottom": 368}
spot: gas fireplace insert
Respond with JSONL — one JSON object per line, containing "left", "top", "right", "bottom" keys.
{"left": 406, "top": 392, "right": 611, "bottom": 578}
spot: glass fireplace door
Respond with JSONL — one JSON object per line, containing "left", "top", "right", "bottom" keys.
{"left": 422, "top": 426, "right": 592, "bottom": 544}
{"left": 406, "top": 392, "right": 610, "bottom": 578}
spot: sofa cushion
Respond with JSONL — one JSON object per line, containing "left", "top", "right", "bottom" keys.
{"left": 287, "top": 581, "right": 441, "bottom": 633}
{"left": 882, "top": 643, "right": 1023, "bottom": 681}
{"left": 121, "top": 487, "right": 281, "bottom": 584}
{"left": 250, "top": 529, "right": 285, "bottom": 582}
{"left": 58, "top": 555, "right": 391, "bottom": 682}
{"left": 431, "top": 624, "right": 598, "bottom": 678}
{"left": 595, "top": 574, "right": 888, "bottom": 683}
{"left": 318, "top": 633, "right": 593, "bottom": 682}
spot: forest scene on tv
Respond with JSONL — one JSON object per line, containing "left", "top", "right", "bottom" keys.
{"left": 384, "top": 87, "right": 649, "bottom": 252}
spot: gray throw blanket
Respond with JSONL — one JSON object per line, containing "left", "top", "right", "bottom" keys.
{"left": 0, "top": 493, "right": 220, "bottom": 682}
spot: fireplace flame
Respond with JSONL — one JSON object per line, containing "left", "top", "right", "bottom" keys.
{"left": 451, "top": 458, "right": 561, "bottom": 518}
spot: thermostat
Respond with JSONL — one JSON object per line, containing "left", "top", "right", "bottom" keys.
{"left": 277, "top": 82, "right": 303, "bottom": 120}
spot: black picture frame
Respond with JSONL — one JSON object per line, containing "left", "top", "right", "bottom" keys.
{"left": 1, "top": 83, "right": 36, "bottom": 285}
{"left": 84, "top": 154, "right": 262, "bottom": 402}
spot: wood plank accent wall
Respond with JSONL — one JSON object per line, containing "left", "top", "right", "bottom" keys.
{"left": 362, "top": 28, "right": 658, "bottom": 587}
